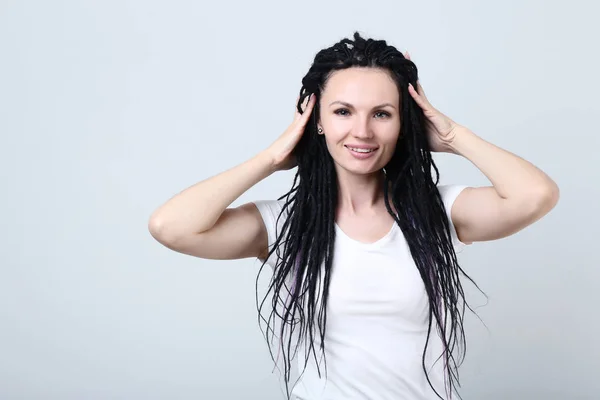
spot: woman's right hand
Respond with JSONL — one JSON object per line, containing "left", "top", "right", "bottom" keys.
{"left": 264, "top": 94, "right": 317, "bottom": 171}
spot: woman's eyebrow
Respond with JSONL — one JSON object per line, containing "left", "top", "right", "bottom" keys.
{"left": 328, "top": 101, "right": 397, "bottom": 110}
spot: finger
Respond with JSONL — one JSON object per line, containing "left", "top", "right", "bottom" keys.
{"left": 408, "top": 83, "right": 427, "bottom": 109}
{"left": 299, "top": 95, "right": 316, "bottom": 123}
{"left": 409, "top": 81, "right": 426, "bottom": 102}
{"left": 415, "top": 82, "right": 430, "bottom": 103}
{"left": 294, "top": 95, "right": 301, "bottom": 120}
{"left": 294, "top": 94, "right": 312, "bottom": 120}
{"left": 294, "top": 94, "right": 314, "bottom": 123}
{"left": 302, "top": 93, "right": 311, "bottom": 110}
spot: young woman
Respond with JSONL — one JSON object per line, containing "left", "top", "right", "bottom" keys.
{"left": 148, "top": 32, "right": 559, "bottom": 400}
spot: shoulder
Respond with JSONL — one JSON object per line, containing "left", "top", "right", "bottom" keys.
{"left": 437, "top": 184, "right": 469, "bottom": 209}
{"left": 252, "top": 198, "right": 290, "bottom": 267}
{"left": 437, "top": 184, "right": 472, "bottom": 250}
{"left": 253, "top": 198, "right": 287, "bottom": 223}
{"left": 252, "top": 198, "right": 291, "bottom": 241}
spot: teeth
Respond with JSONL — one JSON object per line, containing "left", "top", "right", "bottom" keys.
{"left": 348, "top": 147, "right": 374, "bottom": 153}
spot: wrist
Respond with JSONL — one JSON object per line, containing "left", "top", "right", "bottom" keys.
{"left": 255, "top": 150, "right": 278, "bottom": 175}
{"left": 448, "top": 127, "right": 478, "bottom": 156}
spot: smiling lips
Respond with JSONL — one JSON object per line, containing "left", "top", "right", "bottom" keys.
{"left": 345, "top": 144, "right": 378, "bottom": 159}
{"left": 345, "top": 144, "right": 378, "bottom": 151}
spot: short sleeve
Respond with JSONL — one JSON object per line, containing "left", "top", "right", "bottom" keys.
{"left": 253, "top": 199, "right": 287, "bottom": 269}
{"left": 437, "top": 184, "right": 470, "bottom": 253}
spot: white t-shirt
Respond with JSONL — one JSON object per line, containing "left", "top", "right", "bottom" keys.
{"left": 253, "top": 185, "right": 470, "bottom": 400}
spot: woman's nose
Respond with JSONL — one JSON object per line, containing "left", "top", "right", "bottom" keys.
{"left": 352, "top": 121, "right": 374, "bottom": 139}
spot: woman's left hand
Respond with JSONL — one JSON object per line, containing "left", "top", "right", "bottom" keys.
{"left": 404, "top": 51, "right": 465, "bottom": 153}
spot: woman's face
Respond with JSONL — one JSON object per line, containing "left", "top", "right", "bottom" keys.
{"left": 318, "top": 67, "right": 401, "bottom": 176}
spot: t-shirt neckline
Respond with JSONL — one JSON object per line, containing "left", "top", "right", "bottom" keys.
{"left": 334, "top": 221, "right": 398, "bottom": 248}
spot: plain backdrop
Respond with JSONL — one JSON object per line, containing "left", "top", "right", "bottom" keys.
{"left": 1, "top": 0, "right": 598, "bottom": 399}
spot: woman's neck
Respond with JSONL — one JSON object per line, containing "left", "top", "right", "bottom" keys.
{"left": 335, "top": 170, "right": 388, "bottom": 216}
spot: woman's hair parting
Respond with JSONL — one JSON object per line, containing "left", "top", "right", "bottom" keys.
{"left": 255, "top": 31, "right": 487, "bottom": 400}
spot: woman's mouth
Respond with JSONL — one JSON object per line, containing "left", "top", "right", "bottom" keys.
{"left": 345, "top": 145, "right": 378, "bottom": 159}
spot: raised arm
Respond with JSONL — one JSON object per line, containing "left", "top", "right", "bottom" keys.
{"left": 446, "top": 129, "right": 559, "bottom": 244}
{"left": 148, "top": 93, "right": 316, "bottom": 260}
{"left": 148, "top": 152, "right": 275, "bottom": 260}
{"left": 405, "top": 70, "right": 559, "bottom": 244}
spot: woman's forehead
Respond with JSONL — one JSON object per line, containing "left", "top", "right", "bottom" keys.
{"left": 322, "top": 68, "right": 399, "bottom": 105}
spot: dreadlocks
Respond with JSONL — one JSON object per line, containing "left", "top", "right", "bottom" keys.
{"left": 255, "top": 31, "right": 486, "bottom": 400}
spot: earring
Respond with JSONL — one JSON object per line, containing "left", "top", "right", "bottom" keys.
{"left": 318, "top": 127, "right": 323, "bottom": 134}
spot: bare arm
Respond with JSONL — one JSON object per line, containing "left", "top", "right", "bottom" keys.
{"left": 404, "top": 71, "right": 559, "bottom": 245}
{"left": 449, "top": 128, "right": 560, "bottom": 244}
{"left": 148, "top": 93, "right": 316, "bottom": 260}
{"left": 148, "top": 152, "right": 275, "bottom": 259}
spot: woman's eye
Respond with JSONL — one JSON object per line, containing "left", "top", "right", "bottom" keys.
{"left": 375, "top": 111, "right": 391, "bottom": 118}
{"left": 334, "top": 108, "right": 350, "bottom": 116}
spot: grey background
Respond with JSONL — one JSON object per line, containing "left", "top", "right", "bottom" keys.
{"left": 1, "top": 0, "right": 598, "bottom": 399}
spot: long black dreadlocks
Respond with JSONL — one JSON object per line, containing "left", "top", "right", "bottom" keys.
{"left": 255, "top": 31, "right": 487, "bottom": 400}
